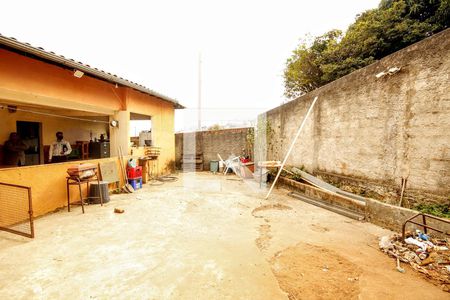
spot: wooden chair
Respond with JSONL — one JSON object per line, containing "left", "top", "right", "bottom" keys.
{"left": 76, "top": 141, "right": 89, "bottom": 160}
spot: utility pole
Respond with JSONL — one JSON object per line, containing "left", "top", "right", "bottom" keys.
{"left": 197, "top": 52, "right": 202, "bottom": 131}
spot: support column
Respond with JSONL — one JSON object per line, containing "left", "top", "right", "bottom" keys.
{"left": 110, "top": 110, "right": 130, "bottom": 156}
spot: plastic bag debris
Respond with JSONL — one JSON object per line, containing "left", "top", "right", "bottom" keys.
{"left": 416, "top": 229, "right": 430, "bottom": 241}
{"left": 379, "top": 235, "right": 393, "bottom": 250}
{"left": 405, "top": 237, "right": 428, "bottom": 251}
{"left": 379, "top": 232, "right": 449, "bottom": 292}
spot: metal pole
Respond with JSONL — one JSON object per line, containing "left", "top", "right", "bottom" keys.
{"left": 198, "top": 52, "right": 202, "bottom": 130}
{"left": 265, "top": 96, "right": 319, "bottom": 199}
{"left": 28, "top": 187, "right": 34, "bottom": 238}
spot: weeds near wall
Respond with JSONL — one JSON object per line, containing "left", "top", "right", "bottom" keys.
{"left": 414, "top": 201, "right": 450, "bottom": 219}
{"left": 247, "top": 117, "right": 274, "bottom": 162}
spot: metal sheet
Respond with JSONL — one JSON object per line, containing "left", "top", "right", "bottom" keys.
{"left": 292, "top": 167, "right": 366, "bottom": 203}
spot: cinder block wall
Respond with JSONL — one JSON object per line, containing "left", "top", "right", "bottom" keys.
{"left": 175, "top": 128, "right": 252, "bottom": 171}
{"left": 263, "top": 29, "right": 450, "bottom": 206}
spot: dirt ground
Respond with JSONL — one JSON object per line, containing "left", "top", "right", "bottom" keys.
{"left": 0, "top": 172, "right": 447, "bottom": 299}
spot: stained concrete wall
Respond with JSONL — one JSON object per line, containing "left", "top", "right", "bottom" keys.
{"left": 263, "top": 29, "right": 450, "bottom": 206}
{"left": 175, "top": 128, "right": 252, "bottom": 170}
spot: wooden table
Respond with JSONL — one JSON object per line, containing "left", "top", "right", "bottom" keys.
{"left": 257, "top": 161, "right": 282, "bottom": 188}
{"left": 66, "top": 172, "right": 103, "bottom": 214}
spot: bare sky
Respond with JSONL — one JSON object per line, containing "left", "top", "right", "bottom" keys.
{"left": 1, "top": 0, "right": 380, "bottom": 131}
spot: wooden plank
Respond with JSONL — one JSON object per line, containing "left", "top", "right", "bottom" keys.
{"left": 99, "top": 161, "right": 120, "bottom": 183}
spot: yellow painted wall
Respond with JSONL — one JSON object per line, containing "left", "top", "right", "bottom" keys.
{"left": 0, "top": 107, "right": 109, "bottom": 145}
{"left": 0, "top": 49, "right": 125, "bottom": 113}
{"left": 109, "top": 111, "right": 130, "bottom": 158}
{"left": 126, "top": 89, "right": 175, "bottom": 173}
{"left": 0, "top": 156, "right": 134, "bottom": 218}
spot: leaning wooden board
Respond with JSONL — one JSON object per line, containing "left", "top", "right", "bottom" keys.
{"left": 98, "top": 161, "right": 120, "bottom": 192}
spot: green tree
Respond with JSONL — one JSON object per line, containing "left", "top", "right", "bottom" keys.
{"left": 284, "top": 30, "right": 342, "bottom": 98}
{"left": 207, "top": 124, "right": 223, "bottom": 131}
{"left": 284, "top": 0, "right": 449, "bottom": 99}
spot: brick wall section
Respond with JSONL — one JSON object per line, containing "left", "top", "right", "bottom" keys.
{"left": 175, "top": 131, "right": 202, "bottom": 167}
{"left": 263, "top": 29, "right": 450, "bottom": 206}
{"left": 175, "top": 127, "right": 252, "bottom": 170}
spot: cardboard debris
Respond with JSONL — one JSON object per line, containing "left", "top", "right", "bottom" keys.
{"left": 379, "top": 232, "right": 450, "bottom": 292}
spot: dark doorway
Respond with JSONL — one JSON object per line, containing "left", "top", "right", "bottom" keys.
{"left": 16, "top": 121, "right": 42, "bottom": 166}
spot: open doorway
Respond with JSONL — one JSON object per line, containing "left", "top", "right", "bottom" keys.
{"left": 130, "top": 113, "right": 152, "bottom": 147}
{"left": 16, "top": 121, "right": 42, "bottom": 166}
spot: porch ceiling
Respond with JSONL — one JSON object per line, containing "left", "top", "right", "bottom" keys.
{"left": 130, "top": 112, "right": 151, "bottom": 120}
{"left": 0, "top": 87, "right": 115, "bottom": 115}
{"left": 0, "top": 99, "right": 110, "bottom": 119}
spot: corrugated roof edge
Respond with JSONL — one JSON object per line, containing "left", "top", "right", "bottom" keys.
{"left": 0, "top": 33, "right": 185, "bottom": 109}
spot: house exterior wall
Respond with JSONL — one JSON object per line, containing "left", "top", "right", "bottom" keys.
{"left": 263, "top": 29, "right": 450, "bottom": 206}
{"left": 0, "top": 49, "right": 124, "bottom": 114}
{"left": 127, "top": 89, "right": 175, "bottom": 173}
{"left": 0, "top": 157, "right": 129, "bottom": 217}
{"left": 0, "top": 47, "right": 178, "bottom": 217}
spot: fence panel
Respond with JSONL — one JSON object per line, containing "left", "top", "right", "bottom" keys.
{"left": 0, "top": 182, "right": 34, "bottom": 238}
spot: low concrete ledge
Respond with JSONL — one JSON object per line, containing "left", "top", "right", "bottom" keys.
{"left": 365, "top": 198, "right": 450, "bottom": 234}
{"left": 278, "top": 176, "right": 365, "bottom": 214}
{"left": 365, "top": 198, "right": 417, "bottom": 231}
{"left": 278, "top": 176, "right": 450, "bottom": 234}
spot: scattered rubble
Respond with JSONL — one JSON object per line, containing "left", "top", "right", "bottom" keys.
{"left": 379, "top": 231, "right": 450, "bottom": 292}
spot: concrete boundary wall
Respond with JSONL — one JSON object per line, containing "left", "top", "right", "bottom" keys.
{"left": 263, "top": 29, "right": 450, "bottom": 206}
{"left": 175, "top": 127, "right": 252, "bottom": 171}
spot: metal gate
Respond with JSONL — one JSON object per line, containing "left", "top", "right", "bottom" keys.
{"left": 0, "top": 182, "right": 34, "bottom": 238}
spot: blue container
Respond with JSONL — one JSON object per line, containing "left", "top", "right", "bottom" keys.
{"left": 128, "top": 177, "right": 142, "bottom": 190}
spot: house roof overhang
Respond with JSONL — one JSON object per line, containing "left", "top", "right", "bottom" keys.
{"left": 0, "top": 33, "right": 185, "bottom": 109}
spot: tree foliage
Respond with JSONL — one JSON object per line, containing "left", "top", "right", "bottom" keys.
{"left": 207, "top": 124, "right": 224, "bottom": 131}
{"left": 284, "top": 0, "right": 449, "bottom": 99}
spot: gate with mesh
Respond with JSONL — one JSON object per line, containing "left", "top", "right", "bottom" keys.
{"left": 0, "top": 182, "right": 34, "bottom": 238}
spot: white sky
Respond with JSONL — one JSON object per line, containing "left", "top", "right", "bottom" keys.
{"left": 1, "top": 0, "right": 379, "bottom": 132}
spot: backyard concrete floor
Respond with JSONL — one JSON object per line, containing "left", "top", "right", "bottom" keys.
{"left": 0, "top": 172, "right": 447, "bottom": 299}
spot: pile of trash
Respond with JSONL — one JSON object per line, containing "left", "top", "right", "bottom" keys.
{"left": 379, "top": 230, "right": 450, "bottom": 292}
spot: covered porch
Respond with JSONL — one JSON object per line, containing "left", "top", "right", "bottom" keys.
{"left": 0, "top": 99, "right": 165, "bottom": 217}
{"left": 0, "top": 99, "right": 112, "bottom": 166}
{"left": 0, "top": 34, "right": 181, "bottom": 218}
